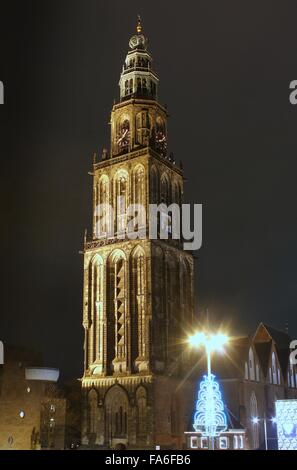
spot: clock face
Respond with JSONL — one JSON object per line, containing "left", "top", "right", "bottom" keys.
{"left": 117, "top": 120, "right": 130, "bottom": 151}
{"left": 129, "top": 34, "right": 146, "bottom": 50}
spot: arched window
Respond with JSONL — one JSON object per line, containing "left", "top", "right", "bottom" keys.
{"left": 137, "top": 77, "right": 141, "bottom": 91}
{"left": 107, "top": 250, "right": 127, "bottom": 372}
{"left": 250, "top": 391, "right": 259, "bottom": 449}
{"left": 133, "top": 165, "right": 145, "bottom": 211}
{"left": 136, "top": 111, "right": 150, "bottom": 146}
{"left": 130, "top": 247, "right": 146, "bottom": 367}
{"left": 249, "top": 347, "right": 255, "bottom": 381}
{"left": 104, "top": 385, "right": 129, "bottom": 440}
{"left": 115, "top": 171, "right": 128, "bottom": 234}
{"left": 256, "top": 364, "right": 260, "bottom": 382}
{"left": 142, "top": 78, "right": 147, "bottom": 94}
{"left": 88, "top": 255, "right": 104, "bottom": 366}
{"left": 272, "top": 352, "right": 277, "bottom": 385}
{"left": 96, "top": 175, "right": 109, "bottom": 237}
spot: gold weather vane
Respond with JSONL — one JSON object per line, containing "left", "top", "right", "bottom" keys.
{"left": 137, "top": 14, "right": 142, "bottom": 34}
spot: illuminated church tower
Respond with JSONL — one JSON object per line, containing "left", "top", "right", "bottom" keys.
{"left": 81, "top": 17, "right": 195, "bottom": 449}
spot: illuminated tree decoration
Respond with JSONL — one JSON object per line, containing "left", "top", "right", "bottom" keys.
{"left": 193, "top": 373, "right": 227, "bottom": 437}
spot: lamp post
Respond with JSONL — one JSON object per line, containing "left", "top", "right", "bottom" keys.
{"left": 251, "top": 414, "right": 277, "bottom": 450}
{"left": 188, "top": 331, "right": 229, "bottom": 450}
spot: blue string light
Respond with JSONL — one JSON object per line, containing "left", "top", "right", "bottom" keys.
{"left": 193, "top": 373, "right": 227, "bottom": 437}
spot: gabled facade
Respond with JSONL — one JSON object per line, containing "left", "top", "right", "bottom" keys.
{"left": 216, "top": 323, "right": 297, "bottom": 449}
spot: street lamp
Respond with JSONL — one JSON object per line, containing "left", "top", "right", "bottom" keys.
{"left": 188, "top": 331, "right": 229, "bottom": 450}
{"left": 251, "top": 414, "right": 277, "bottom": 450}
{"left": 188, "top": 332, "right": 229, "bottom": 379}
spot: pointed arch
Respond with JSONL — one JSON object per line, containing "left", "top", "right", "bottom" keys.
{"left": 114, "top": 170, "right": 129, "bottom": 235}
{"left": 160, "top": 172, "right": 170, "bottom": 205}
{"left": 130, "top": 245, "right": 146, "bottom": 368}
{"left": 88, "top": 254, "right": 104, "bottom": 366}
{"left": 96, "top": 175, "right": 110, "bottom": 236}
{"left": 136, "top": 110, "right": 151, "bottom": 146}
{"left": 107, "top": 249, "right": 127, "bottom": 372}
{"left": 132, "top": 164, "right": 145, "bottom": 206}
{"left": 271, "top": 350, "right": 281, "bottom": 385}
{"left": 249, "top": 347, "right": 255, "bottom": 381}
{"left": 104, "top": 385, "right": 129, "bottom": 440}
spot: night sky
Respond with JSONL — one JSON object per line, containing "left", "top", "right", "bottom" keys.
{"left": 1, "top": 1, "right": 297, "bottom": 379}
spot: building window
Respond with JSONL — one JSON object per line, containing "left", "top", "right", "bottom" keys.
{"left": 219, "top": 436, "right": 228, "bottom": 449}
{"left": 256, "top": 364, "right": 260, "bottom": 382}
{"left": 245, "top": 362, "right": 249, "bottom": 380}
{"left": 272, "top": 352, "right": 277, "bottom": 384}
{"left": 239, "top": 435, "right": 244, "bottom": 449}
{"left": 234, "top": 435, "right": 244, "bottom": 449}
{"left": 201, "top": 437, "right": 208, "bottom": 449}
{"left": 190, "top": 436, "right": 198, "bottom": 449}
{"left": 249, "top": 347, "right": 255, "bottom": 381}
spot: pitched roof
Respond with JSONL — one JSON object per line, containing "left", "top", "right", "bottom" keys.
{"left": 253, "top": 322, "right": 292, "bottom": 348}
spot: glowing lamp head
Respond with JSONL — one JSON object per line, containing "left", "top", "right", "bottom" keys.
{"left": 252, "top": 417, "right": 259, "bottom": 425}
{"left": 188, "top": 331, "right": 229, "bottom": 352}
{"left": 188, "top": 332, "right": 206, "bottom": 348}
{"left": 209, "top": 334, "right": 229, "bottom": 352}
{"left": 271, "top": 417, "right": 277, "bottom": 424}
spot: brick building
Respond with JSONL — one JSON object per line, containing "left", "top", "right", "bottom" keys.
{"left": 0, "top": 346, "right": 66, "bottom": 450}
{"left": 212, "top": 323, "right": 297, "bottom": 449}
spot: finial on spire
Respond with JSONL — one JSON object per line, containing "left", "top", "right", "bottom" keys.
{"left": 137, "top": 14, "right": 142, "bottom": 34}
